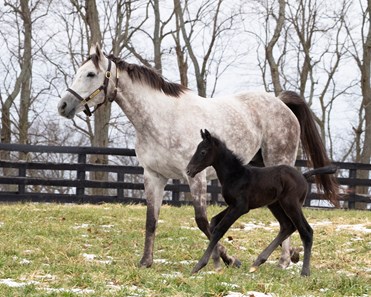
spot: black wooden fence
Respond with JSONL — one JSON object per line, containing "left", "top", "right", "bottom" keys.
{"left": 0, "top": 143, "right": 370, "bottom": 209}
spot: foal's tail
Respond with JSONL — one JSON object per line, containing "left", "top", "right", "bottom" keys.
{"left": 303, "top": 165, "right": 338, "bottom": 181}
{"left": 279, "top": 91, "right": 339, "bottom": 207}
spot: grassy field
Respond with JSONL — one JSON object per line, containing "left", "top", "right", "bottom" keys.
{"left": 0, "top": 203, "right": 369, "bottom": 297}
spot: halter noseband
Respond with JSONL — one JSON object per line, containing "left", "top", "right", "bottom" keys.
{"left": 66, "top": 59, "right": 118, "bottom": 117}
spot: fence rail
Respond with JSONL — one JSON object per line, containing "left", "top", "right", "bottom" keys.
{"left": 0, "top": 143, "right": 370, "bottom": 209}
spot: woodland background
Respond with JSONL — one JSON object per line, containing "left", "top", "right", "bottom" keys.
{"left": 0, "top": 0, "right": 370, "bottom": 181}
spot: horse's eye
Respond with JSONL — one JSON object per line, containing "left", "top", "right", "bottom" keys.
{"left": 87, "top": 72, "right": 96, "bottom": 78}
{"left": 201, "top": 150, "right": 207, "bottom": 157}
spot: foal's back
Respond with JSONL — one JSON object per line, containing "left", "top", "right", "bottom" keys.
{"left": 240, "top": 165, "right": 308, "bottom": 210}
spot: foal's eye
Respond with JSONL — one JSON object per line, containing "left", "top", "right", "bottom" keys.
{"left": 201, "top": 150, "right": 207, "bottom": 157}
{"left": 87, "top": 72, "right": 96, "bottom": 78}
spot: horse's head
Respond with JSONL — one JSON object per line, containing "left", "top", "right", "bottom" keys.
{"left": 58, "top": 44, "right": 115, "bottom": 119}
{"left": 186, "top": 129, "right": 217, "bottom": 178}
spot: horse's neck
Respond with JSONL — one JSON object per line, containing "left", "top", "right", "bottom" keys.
{"left": 115, "top": 75, "right": 173, "bottom": 133}
{"left": 212, "top": 144, "right": 245, "bottom": 185}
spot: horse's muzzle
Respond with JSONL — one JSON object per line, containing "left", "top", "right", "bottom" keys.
{"left": 58, "top": 95, "right": 78, "bottom": 119}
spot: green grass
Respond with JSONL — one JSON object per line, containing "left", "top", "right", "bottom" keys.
{"left": 0, "top": 203, "right": 369, "bottom": 296}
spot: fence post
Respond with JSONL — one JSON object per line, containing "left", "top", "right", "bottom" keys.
{"left": 303, "top": 182, "right": 312, "bottom": 207}
{"left": 76, "top": 153, "right": 86, "bottom": 200}
{"left": 172, "top": 179, "right": 180, "bottom": 205}
{"left": 117, "top": 171, "right": 124, "bottom": 201}
{"left": 348, "top": 168, "right": 357, "bottom": 209}
{"left": 211, "top": 179, "right": 219, "bottom": 205}
{"left": 18, "top": 166, "right": 26, "bottom": 195}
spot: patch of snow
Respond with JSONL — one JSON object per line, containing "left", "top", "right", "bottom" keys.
{"left": 82, "top": 253, "right": 96, "bottom": 261}
{"left": 224, "top": 291, "right": 275, "bottom": 297}
{"left": 43, "top": 287, "right": 95, "bottom": 294}
{"left": 34, "top": 274, "right": 56, "bottom": 281}
{"left": 153, "top": 258, "right": 170, "bottom": 264}
{"left": 179, "top": 260, "right": 197, "bottom": 265}
{"left": 82, "top": 253, "right": 113, "bottom": 264}
{"left": 0, "top": 278, "right": 39, "bottom": 288}
{"left": 19, "top": 258, "right": 31, "bottom": 265}
{"left": 161, "top": 272, "right": 183, "bottom": 279}
{"left": 72, "top": 223, "right": 90, "bottom": 229}
{"left": 336, "top": 224, "right": 371, "bottom": 233}
{"left": 220, "top": 282, "right": 240, "bottom": 289}
{"left": 311, "top": 221, "right": 332, "bottom": 227}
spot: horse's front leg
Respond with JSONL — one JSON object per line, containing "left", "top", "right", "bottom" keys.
{"left": 139, "top": 169, "right": 168, "bottom": 268}
{"left": 188, "top": 175, "right": 240, "bottom": 270}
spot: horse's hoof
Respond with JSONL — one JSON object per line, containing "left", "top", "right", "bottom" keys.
{"left": 249, "top": 266, "right": 258, "bottom": 273}
{"left": 139, "top": 259, "right": 152, "bottom": 268}
{"left": 277, "top": 258, "right": 290, "bottom": 269}
{"left": 290, "top": 247, "right": 301, "bottom": 264}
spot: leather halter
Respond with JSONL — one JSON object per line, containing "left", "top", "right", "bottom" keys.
{"left": 66, "top": 59, "right": 118, "bottom": 117}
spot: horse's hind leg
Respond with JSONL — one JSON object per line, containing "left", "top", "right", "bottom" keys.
{"left": 251, "top": 202, "right": 296, "bottom": 272}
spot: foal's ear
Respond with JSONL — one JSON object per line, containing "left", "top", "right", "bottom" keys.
{"left": 200, "top": 129, "right": 211, "bottom": 141}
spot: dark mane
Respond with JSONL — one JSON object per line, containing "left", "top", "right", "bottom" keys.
{"left": 212, "top": 134, "right": 245, "bottom": 168}
{"left": 107, "top": 54, "right": 187, "bottom": 98}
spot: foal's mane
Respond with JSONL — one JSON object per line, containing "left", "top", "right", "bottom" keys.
{"left": 84, "top": 53, "right": 187, "bottom": 98}
{"left": 211, "top": 134, "right": 245, "bottom": 168}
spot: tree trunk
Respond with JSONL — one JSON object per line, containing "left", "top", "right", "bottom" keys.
{"left": 18, "top": 0, "right": 33, "bottom": 160}
{"left": 265, "top": 0, "right": 285, "bottom": 96}
{"left": 153, "top": 0, "right": 162, "bottom": 73}
{"left": 173, "top": 0, "right": 206, "bottom": 96}
{"left": 357, "top": 1, "right": 371, "bottom": 197}
{"left": 84, "top": 0, "right": 110, "bottom": 196}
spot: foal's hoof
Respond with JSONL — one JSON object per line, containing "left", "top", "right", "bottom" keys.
{"left": 231, "top": 258, "right": 242, "bottom": 268}
{"left": 224, "top": 257, "right": 241, "bottom": 268}
{"left": 249, "top": 266, "right": 258, "bottom": 273}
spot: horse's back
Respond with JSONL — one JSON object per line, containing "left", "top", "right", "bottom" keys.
{"left": 211, "top": 91, "right": 300, "bottom": 166}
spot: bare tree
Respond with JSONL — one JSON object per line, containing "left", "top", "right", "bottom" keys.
{"left": 342, "top": 0, "right": 371, "bottom": 196}
{"left": 250, "top": 0, "right": 354, "bottom": 157}
{"left": 266, "top": 0, "right": 285, "bottom": 96}
{"left": 174, "top": 0, "right": 239, "bottom": 97}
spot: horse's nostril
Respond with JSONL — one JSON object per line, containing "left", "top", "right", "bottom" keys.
{"left": 58, "top": 102, "right": 67, "bottom": 112}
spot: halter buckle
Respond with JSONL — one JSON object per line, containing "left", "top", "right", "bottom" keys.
{"left": 105, "top": 71, "right": 111, "bottom": 78}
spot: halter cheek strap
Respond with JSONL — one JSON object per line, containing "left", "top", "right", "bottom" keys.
{"left": 66, "top": 59, "right": 116, "bottom": 117}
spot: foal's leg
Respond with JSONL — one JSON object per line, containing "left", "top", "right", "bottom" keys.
{"left": 188, "top": 176, "right": 240, "bottom": 270}
{"left": 192, "top": 206, "right": 244, "bottom": 274}
{"left": 251, "top": 202, "right": 296, "bottom": 272}
{"left": 262, "top": 124, "right": 300, "bottom": 269}
{"left": 139, "top": 170, "right": 168, "bottom": 268}
{"left": 280, "top": 199, "right": 313, "bottom": 276}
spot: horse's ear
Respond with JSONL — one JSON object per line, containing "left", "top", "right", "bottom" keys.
{"left": 89, "top": 43, "right": 96, "bottom": 56}
{"left": 95, "top": 43, "right": 103, "bottom": 59}
{"left": 89, "top": 42, "right": 103, "bottom": 60}
{"left": 200, "top": 129, "right": 205, "bottom": 139}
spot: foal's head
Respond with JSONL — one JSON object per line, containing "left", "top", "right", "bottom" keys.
{"left": 186, "top": 129, "right": 218, "bottom": 178}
